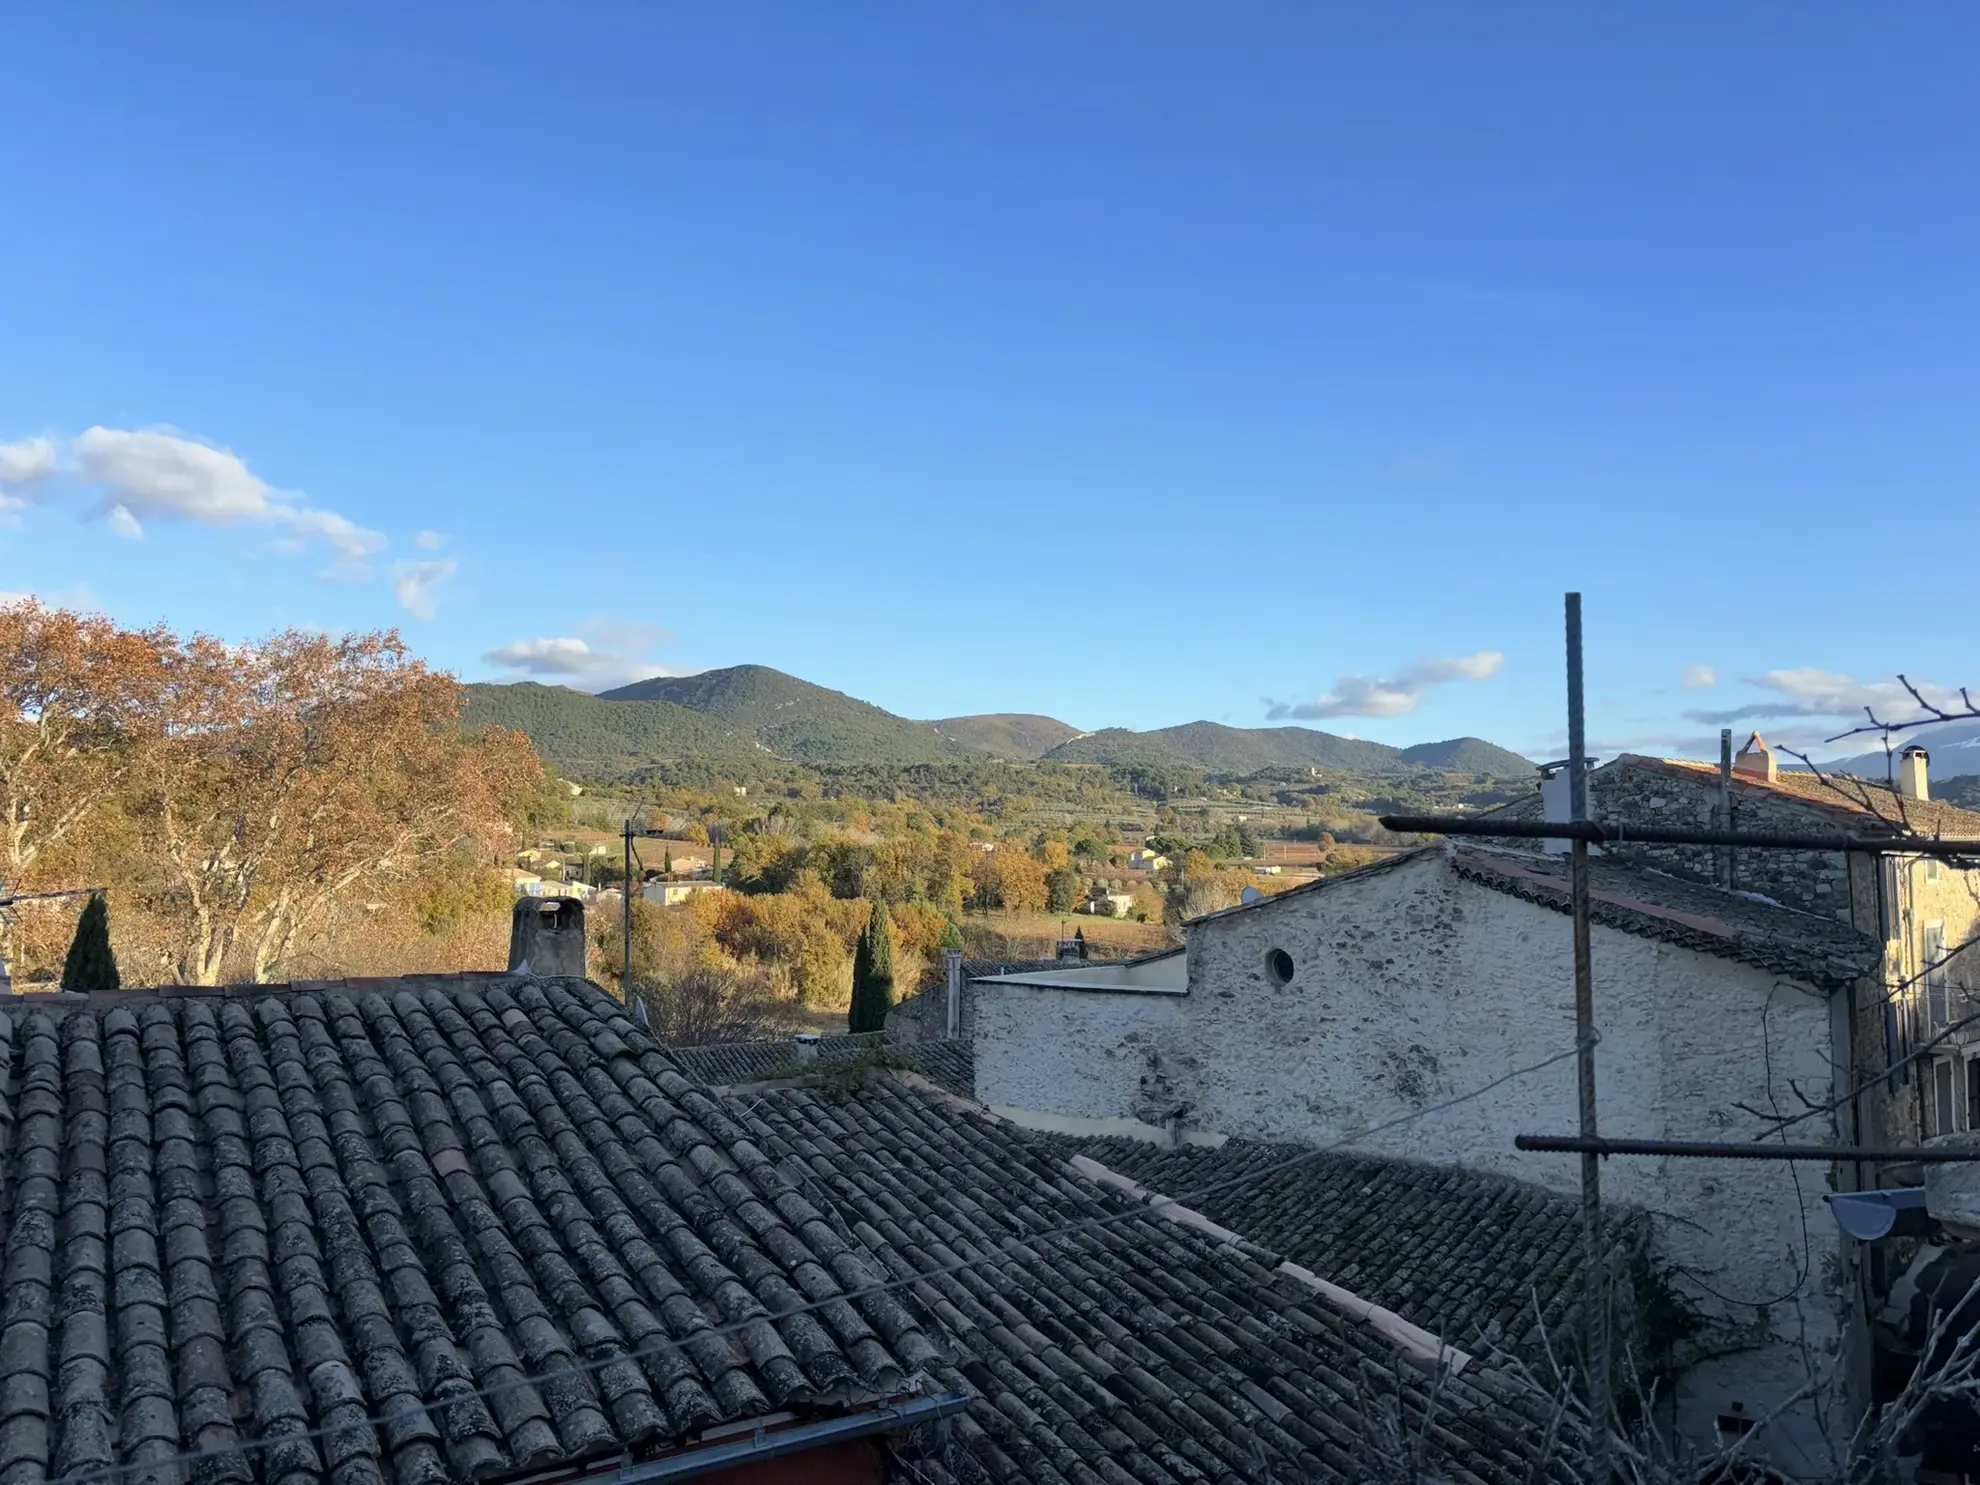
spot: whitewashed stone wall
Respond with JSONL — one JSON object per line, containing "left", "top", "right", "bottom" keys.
{"left": 974, "top": 983, "right": 1182, "bottom": 1123}
{"left": 977, "top": 850, "right": 1853, "bottom": 1468}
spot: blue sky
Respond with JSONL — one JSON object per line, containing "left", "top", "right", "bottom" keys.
{"left": 4, "top": 5, "right": 1975, "bottom": 761}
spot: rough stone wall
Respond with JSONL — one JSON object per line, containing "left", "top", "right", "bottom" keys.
{"left": 974, "top": 985, "right": 1183, "bottom": 1122}
{"left": 1590, "top": 767, "right": 1856, "bottom": 920}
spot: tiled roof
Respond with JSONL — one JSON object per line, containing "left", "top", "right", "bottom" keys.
{"left": 1628, "top": 754, "right": 1980, "bottom": 838}
{"left": 1028, "top": 1136, "right": 1646, "bottom": 1366}
{"left": 0, "top": 977, "right": 943, "bottom": 1485}
{"left": 666, "top": 1032, "right": 975, "bottom": 1098}
{"left": 741, "top": 1081, "right": 1582, "bottom": 1483}
{"left": 1451, "top": 844, "right": 1880, "bottom": 989}
{"left": 0, "top": 974, "right": 1578, "bottom": 1485}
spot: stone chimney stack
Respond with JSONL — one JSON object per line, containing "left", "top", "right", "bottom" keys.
{"left": 1899, "top": 746, "right": 1931, "bottom": 802}
{"left": 509, "top": 896, "right": 588, "bottom": 978}
{"left": 1733, "top": 733, "right": 1777, "bottom": 784}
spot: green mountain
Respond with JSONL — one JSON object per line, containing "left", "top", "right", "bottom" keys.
{"left": 930, "top": 713, "right": 1082, "bottom": 760}
{"left": 471, "top": 665, "right": 1534, "bottom": 782}
{"left": 1045, "top": 722, "right": 1401, "bottom": 773}
{"left": 1397, "top": 737, "right": 1535, "bottom": 774}
{"left": 599, "top": 664, "right": 967, "bottom": 766}
{"left": 1043, "top": 721, "right": 1531, "bottom": 776}
{"left": 462, "top": 682, "right": 758, "bottom": 775}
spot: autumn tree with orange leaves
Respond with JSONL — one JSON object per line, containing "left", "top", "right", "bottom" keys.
{"left": 0, "top": 600, "right": 545, "bottom": 984}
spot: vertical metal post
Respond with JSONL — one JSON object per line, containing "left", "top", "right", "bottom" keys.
{"left": 622, "top": 818, "right": 634, "bottom": 996}
{"left": 1719, "top": 728, "right": 1735, "bottom": 890}
{"left": 1565, "top": 593, "right": 1610, "bottom": 1478}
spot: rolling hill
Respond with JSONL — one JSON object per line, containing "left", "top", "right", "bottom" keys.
{"left": 1397, "top": 737, "right": 1536, "bottom": 774}
{"left": 470, "top": 665, "right": 1535, "bottom": 781}
{"left": 462, "top": 682, "right": 760, "bottom": 775}
{"left": 930, "top": 713, "right": 1082, "bottom": 760}
{"left": 599, "top": 665, "right": 968, "bottom": 766}
{"left": 1040, "top": 722, "right": 1531, "bottom": 776}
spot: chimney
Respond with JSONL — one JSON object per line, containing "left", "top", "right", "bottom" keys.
{"left": 793, "top": 1032, "right": 820, "bottom": 1064}
{"left": 1900, "top": 746, "right": 1931, "bottom": 802}
{"left": 1537, "top": 758, "right": 1595, "bottom": 855}
{"left": 1733, "top": 732, "right": 1777, "bottom": 784}
{"left": 943, "top": 949, "right": 964, "bottom": 1040}
{"left": 508, "top": 896, "right": 588, "bottom": 978}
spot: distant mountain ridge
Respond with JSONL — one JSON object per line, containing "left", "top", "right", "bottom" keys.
{"left": 598, "top": 665, "right": 965, "bottom": 766}
{"left": 1040, "top": 721, "right": 1531, "bottom": 776}
{"left": 470, "top": 663, "right": 1534, "bottom": 777}
{"left": 1800, "top": 719, "right": 1980, "bottom": 784}
{"left": 929, "top": 714, "right": 1083, "bottom": 760}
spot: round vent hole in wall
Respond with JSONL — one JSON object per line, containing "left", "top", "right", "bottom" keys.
{"left": 1266, "top": 949, "right": 1295, "bottom": 986}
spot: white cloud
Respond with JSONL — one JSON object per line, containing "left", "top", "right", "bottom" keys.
{"left": 393, "top": 559, "right": 457, "bottom": 620}
{"left": 1684, "top": 668, "right": 1963, "bottom": 727}
{"left": 483, "top": 618, "right": 685, "bottom": 691}
{"left": 415, "top": 530, "right": 447, "bottom": 550}
{"left": 1266, "top": 650, "right": 1505, "bottom": 721}
{"left": 0, "top": 437, "right": 59, "bottom": 488}
{"left": 0, "top": 436, "right": 61, "bottom": 526}
{"left": 72, "top": 426, "right": 385, "bottom": 571}
{"left": 1681, "top": 664, "right": 1716, "bottom": 691}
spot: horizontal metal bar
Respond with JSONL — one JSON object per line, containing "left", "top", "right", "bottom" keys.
{"left": 1516, "top": 1134, "right": 1980, "bottom": 1163}
{"left": 1380, "top": 814, "right": 1980, "bottom": 857}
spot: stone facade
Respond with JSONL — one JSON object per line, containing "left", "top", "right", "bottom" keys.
{"left": 1498, "top": 756, "right": 1980, "bottom": 1152}
{"left": 974, "top": 850, "right": 1854, "bottom": 1469}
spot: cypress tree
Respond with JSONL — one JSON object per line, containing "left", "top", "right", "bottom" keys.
{"left": 849, "top": 898, "right": 896, "bottom": 1034}
{"left": 61, "top": 893, "right": 120, "bottom": 992}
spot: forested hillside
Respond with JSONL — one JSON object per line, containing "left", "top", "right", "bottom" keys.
{"left": 462, "top": 682, "right": 759, "bottom": 774}
{"left": 931, "top": 713, "right": 1082, "bottom": 760}
{"left": 602, "top": 665, "right": 966, "bottom": 765}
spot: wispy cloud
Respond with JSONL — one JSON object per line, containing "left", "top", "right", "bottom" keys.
{"left": 1680, "top": 664, "right": 1717, "bottom": 691}
{"left": 1683, "top": 668, "right": 1964, "bottom": 728}
{"left": 0, "top": 436, "right": 61, "bottom": 526}
{"left": 415, "top": 530, "right": 448, "bottom": 551}
{"left": 1266, "top": 650, "right": 1505, "bottom": 721}
{"left": 72, "top": 426, "right": 386, "bottom": 575}
{"left": 482, "top": 618, "right": 686, "bottom": 692}
{"left": 393, "top": 559, "right": 457, "bottom": 620}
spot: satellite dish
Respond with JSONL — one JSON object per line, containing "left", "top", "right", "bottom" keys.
{"left": 1240, "top": 887, "right": 1264, "bottom": 905}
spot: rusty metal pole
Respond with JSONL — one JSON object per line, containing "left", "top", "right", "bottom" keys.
{"left": 623, "top": 817, "right": 634, "bottom": 996}
{"left": 1565, "top": 592, "right": 1610, "bottom": 1478}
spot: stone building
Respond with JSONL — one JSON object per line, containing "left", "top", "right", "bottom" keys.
{"left": 1494, "top": 738, "right": 1980, "bottom": 1147}
{"left": 972, "top": 841, "right": 1881, "bottom": 1470}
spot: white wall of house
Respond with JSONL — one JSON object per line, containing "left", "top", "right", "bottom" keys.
{"left": 977, "top": 850, "right": 1852, "bottom": 1469}
{"left": 976, "top": 983, "right": 1183, "bottom": 1122}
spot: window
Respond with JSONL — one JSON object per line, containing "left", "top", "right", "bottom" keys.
{"left": 1265, "top": 948, "right": 1295, "bottom": 986}
{"left": 1930, "top": 1058, "right": 1957, "bottom": 1138}
{"left": 1966, "top": 1061, "right": 1980, "bottom": 1133}
{"left": 1886, "top": 1000, "right": 1908, "bottom": 1090}
{"left": 1926, "top": 922, "right": 1949, "bottom": 1031}
{"left": 1928, "top": 857, "right": 1942, "bottom": 884}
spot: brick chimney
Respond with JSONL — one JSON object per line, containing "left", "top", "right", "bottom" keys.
{"left": 1734, "top": 732, "right": 1777, "bottom": 784}
{"left": 1899, "top": 746, "right": 1931, "bottom": 802}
